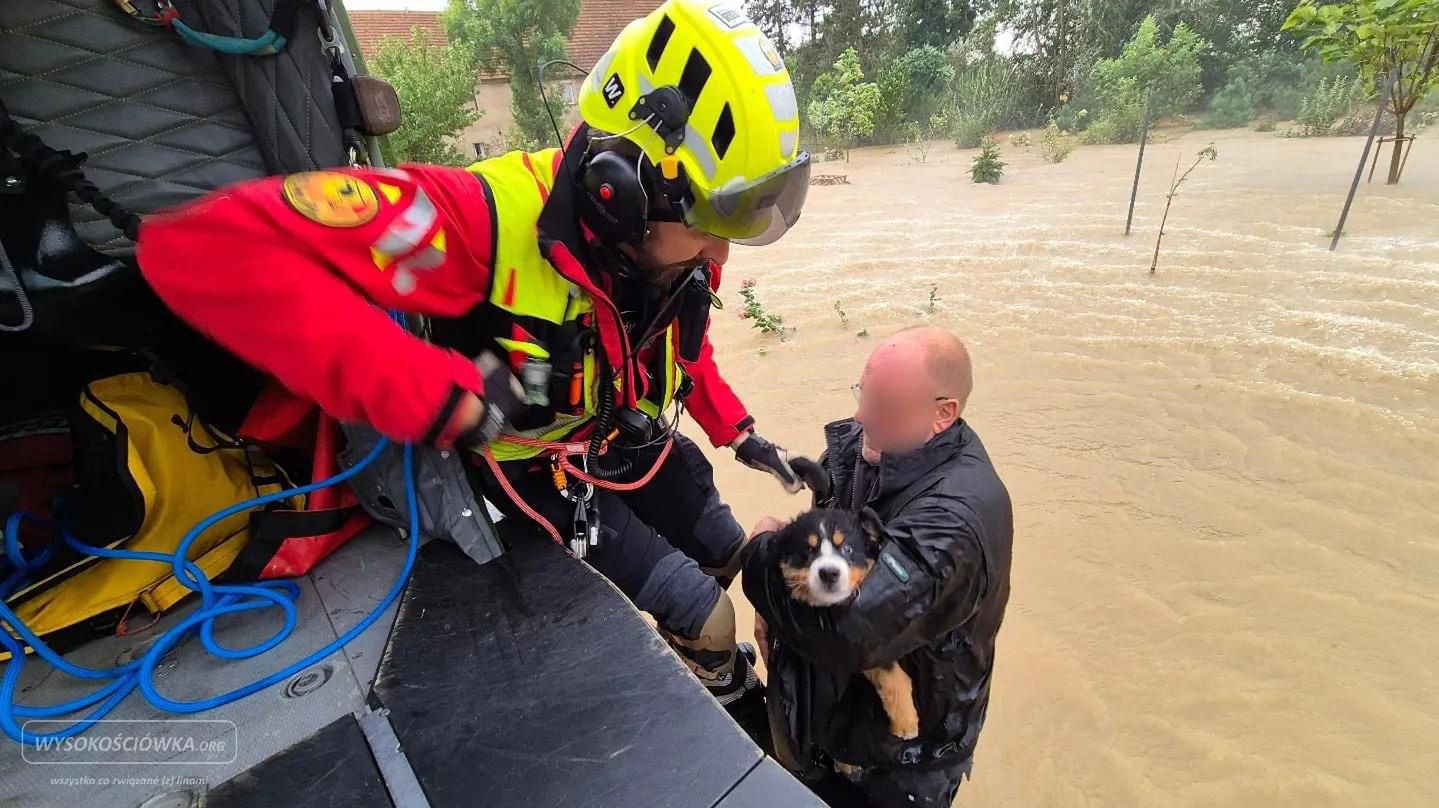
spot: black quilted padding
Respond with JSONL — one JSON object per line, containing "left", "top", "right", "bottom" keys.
{"left": 185, "top": 0, "right": 349, "bottom": 175}
{"left": 0, "top": 0, "right": 269, "bottom": 251}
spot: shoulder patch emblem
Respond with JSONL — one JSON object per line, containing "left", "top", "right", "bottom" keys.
{"left": 282, "top": 171, "right": 380, "bottom": 228}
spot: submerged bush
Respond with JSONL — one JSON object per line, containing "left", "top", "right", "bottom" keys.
{"left": 1294, "top": 76, "right": 1368, "bottom": 137}
{"left": 948, "top": 58, "right": 1033, "bottom": 147}
{"left": 1040, "top": 119, "right": 1075, "bottom": 163}
{"left": 1200, "top": 75, "right": 1258, "bottom": 129}
{"left": 951, "top": 113, "right": 991, "bottom": 148}
{"left": 969, "top": 138, "right": 1005, "bottom": 184}
{"left": 1081, "top": 79, "right": 1149, "bottom": 144}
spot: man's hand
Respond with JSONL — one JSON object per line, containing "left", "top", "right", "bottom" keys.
{"left": 750, "top": 515, "right": 784, "bottom": 538}
{"left": 732, "top": 432, "right": 811, "bottom": 493}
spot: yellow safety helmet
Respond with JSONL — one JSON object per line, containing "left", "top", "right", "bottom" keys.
{"left": 577, "top": 0, "right": 810, "bottom": 246}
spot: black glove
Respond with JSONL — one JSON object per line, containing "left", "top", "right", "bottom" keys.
{"left": 734, "top": 432, "right": 815, "bottom": 494}
{"left": 459, "top": 352, "right": 526, "bottom": 449}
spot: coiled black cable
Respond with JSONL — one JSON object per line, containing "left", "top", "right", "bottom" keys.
{"left": 585, "top": 371, "right": 634, "bottom": 480}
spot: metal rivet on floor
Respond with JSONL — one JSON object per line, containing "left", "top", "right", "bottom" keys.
{"left": 283, "top": 663, "right": 334, "bottom": 698}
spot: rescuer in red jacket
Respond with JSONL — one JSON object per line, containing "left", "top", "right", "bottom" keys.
{"left": 136, "top": 0, "right": 812, "bottom": 737}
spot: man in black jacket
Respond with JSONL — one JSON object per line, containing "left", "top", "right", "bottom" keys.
{"left": 743, "top": 326, "right": 1013, "bottom": 807}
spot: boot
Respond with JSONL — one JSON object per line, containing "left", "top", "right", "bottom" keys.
{"left": 663, "top": 590, "right": 773, "bottom": 751}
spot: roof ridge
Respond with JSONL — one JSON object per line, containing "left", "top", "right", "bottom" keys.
{"left": 347, "top": 0, "right": 663, "bottom": 76}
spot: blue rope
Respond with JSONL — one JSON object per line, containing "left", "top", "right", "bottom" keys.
{"left": 170, "top": 20, "right": 287, "bottom": 56}
{"left": 0, "top": 440, "right": 419, "bottom": 745}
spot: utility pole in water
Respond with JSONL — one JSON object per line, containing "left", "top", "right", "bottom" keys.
{"left": 1331, "top": 70, "right": 1398, "bottom": 252}
{"left": 1124, "top": 88, "right": 1155, "bottom": 237}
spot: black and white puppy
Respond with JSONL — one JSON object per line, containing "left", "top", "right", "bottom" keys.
{"left": 772, "top": 507, "right": 884, "bottom": 608}
{"left": 767, "top": 503, "right": 921, "bottom": 740}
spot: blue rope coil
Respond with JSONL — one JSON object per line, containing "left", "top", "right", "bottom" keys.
{"left": 0, "top": 440, "right": 419, "bottom": 746}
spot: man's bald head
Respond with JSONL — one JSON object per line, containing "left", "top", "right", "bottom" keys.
{"left": 854, "top": 326, "right": 973, "bottom": 460}
{"left": 886, "top": 326, "right": 973, "bottom": 414}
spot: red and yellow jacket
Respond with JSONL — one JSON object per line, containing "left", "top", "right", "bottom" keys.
{"left": 136, "top": 150, "right": 753, "bottom": 455}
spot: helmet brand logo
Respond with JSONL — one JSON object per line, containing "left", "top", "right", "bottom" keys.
{"left": 602, "top": 74, "right": 625, "bottom": 108}
{"left": 707, "top": 3, "right": 749, "bottom": 29}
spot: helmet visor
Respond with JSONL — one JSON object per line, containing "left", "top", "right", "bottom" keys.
{"left": 686, "top": 152, "right": 811, "bottom": 246}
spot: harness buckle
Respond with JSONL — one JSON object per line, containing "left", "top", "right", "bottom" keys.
{"left": 318, "top": 24, "right": 345, "bottom": 57}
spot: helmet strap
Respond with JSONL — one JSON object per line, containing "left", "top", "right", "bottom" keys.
{"left": 628, "top": 86, "right": 689, "bottom": 154}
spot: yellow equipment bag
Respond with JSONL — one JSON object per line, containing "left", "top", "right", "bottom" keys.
{"left": 2, "top": 372, "right": 299, "bottom": 651}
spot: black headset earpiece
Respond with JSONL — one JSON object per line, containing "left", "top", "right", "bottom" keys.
{"left": 578, "top": 149, "right": 651, "bottom": 247}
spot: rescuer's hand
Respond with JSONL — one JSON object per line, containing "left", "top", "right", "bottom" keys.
{"left": 733, "top": 432, "right": 811, "bottom": 494}
{"left": 456, "top": 353, "right": 525, "bottom": 450}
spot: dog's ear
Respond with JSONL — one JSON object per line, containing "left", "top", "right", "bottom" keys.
{"left": 789, "top": 456, "right": 831, "bottom": 501}
{"left": 858, "top": 507, "right": 885, "bottom": 549}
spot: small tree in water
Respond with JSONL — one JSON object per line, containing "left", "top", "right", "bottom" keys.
{"left": 1151, "top": 144, "right": 1219, "bottom": 274}
{"left": 1285, "top": 0, "right": 1439, "bottom": 184}
{"left": 969, "top": 139, "right": 1005, "bottom": 184}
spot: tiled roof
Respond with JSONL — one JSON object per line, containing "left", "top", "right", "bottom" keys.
{"left": 348, "top": 1, "right": 663, "bottom": 77}
{"left": 347, "top": 11, "right": 447, "bottom": 57}
{"left": 566, "top": 0, "right": 664, "bottom": 70}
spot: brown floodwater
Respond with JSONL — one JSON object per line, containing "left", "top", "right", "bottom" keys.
{"left": 699, "top": 128, "right": 1439, "bottom": 807}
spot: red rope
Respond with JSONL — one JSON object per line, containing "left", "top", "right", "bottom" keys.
{"left": 558, "top": 438, "right": 671, "bottom": 491}
{"left": 480, "top": 447, "right": 564, "bottom": 544}
{"left": 478, "top": 435, "right": 674, "bottom": 545}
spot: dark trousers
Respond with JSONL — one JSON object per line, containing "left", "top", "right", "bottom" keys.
{"left": 477, "top": 433, "right": 746, "bottom": 639}
{"left": 803, "top": 759, "right": 972, "bottom": 808}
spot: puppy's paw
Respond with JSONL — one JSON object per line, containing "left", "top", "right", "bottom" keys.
{"left": 889, "top": 714, "right": 920, "bottom": 740}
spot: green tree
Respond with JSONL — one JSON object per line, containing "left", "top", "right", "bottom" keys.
{"left": 371, "top": 29, "right": 481, "bottom": 165}
{"left": 444, "top": 0, "right": 581, "bottom": 150}
{"left": 1075, "top": 16, "right": 1207, "bottom": 144}
{"left": 875, "top": 45, "right": 956, "bottom": 137}
{"left": 1151, "top": 0, "right": 1301, "bottom": 92}
{"left": 1092, "top": 16, "right": 1208, "bottom": 119}
{"left": 809, "top": 47, "right": 883, "bottom": 153}
{"left": 746, "top": 0, "right": 796, "bottom": 53}
{"left": 994, "top": 1, "right": 1297, "bottom": 105}
{"left": 1285, "top": 0, "right": 1439, "bottom": 184}
{"left": 897, "top": 0, "right": 986, "bottom": 50}
{"left": 997, "top": 0, "right": 1155, "bottom": 103}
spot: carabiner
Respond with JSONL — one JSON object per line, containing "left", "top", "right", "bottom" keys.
{"left": 318, "top": 24, "right": 345, "bottom": 58}
{"left": 113, "top": 0, "right": 179, "bottom": 27}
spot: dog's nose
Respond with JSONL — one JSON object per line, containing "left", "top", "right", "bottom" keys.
{"left": 818, "top": 567, "right": 840, "bottom": 586}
